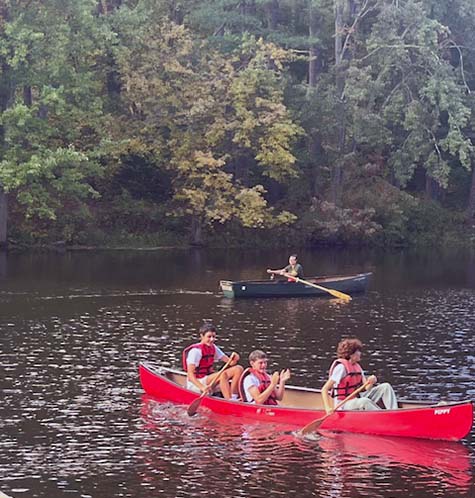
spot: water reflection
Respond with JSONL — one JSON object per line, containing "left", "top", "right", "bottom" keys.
{"left": 140, "top": 396, "right": 474, "bottom": 498}
{"left": 315, "top": 432, "right": 473, "bottom": 493}
{"left": 0, "top": 250, "right": 6, "bottom": 279}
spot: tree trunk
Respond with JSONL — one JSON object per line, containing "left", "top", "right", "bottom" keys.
{"left": 307, "top": 3, "right": 324, "bottom": 196}
{"left": 265, "top": 0, "right": 279, "bottom": 30}
{"left": 308, "top": 2, "right": 321, "bottom": 88}
{"left": 190, "top": 215, "right": 204, "bottom": 246}
{"left": 331, "top": 0, "right": 356, "bottom": 206}
{"left": 332, "top": 0, "right": 346, "bottom": 205}
{"left": 0, "top": 187, "right": 7, "bottom": 248}
{"left": 466, "top": 165, "right": 475, "bottom": 222}
{"left": 308, "top": 132, "right": 324, "bottom": 196}
{"left": 425, "top": 173, "right": 443, "bottom": 201}
{"left": 23, "top": 85, "right": 32, "bottom": 106}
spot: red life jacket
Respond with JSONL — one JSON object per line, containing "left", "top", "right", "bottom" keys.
{"left": 182, "top": 343, "right": 216, "bottom": 379}
{"left": 238, "top": 368, "right": 278, "bottom": 405}
{"left": 329, "top": 359, "right": 363, "bottom": 400}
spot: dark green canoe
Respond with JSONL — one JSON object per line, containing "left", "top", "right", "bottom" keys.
{"left": 219, "top": 272, "right": 372, "bottom": 298}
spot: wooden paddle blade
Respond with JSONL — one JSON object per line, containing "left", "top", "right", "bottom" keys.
{"left": 284, "top": 272, "right": 352, "bottom": 302}
{"left": 186, "top": 352, "right": 237, "bottom": 416}
{"left": 327, "top": 288, "right": 352, "bottom": 301}
{"left": 187, "top": 395, "right": 204, "bottom": 417}
{"left": 300, "top": 381, "right": 372, "bottom": 434}
{"left": 300, "top": 415, "right": 328, "bottom": 435}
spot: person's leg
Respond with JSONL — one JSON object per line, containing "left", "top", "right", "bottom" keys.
{"left": 206, "top": 365, "right": 243, "bottom": 399}
{"left": 187, "top": 375, "right": 208, "bottom": 393}
{"left": 228, "top": 365, "right": 244, "bottom": 395}
{"left": 219, "top": 365, "right": 243, "bottom": 399}
{"left": 361, "top": 383, "right": 398, "bottom": 409}
{"left": 343, "top": 397, "right": 381, "bottom": 410}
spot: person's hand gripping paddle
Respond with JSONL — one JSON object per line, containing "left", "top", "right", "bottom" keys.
{"left": 187, "top": 352, "right": 237, "bottom": 416}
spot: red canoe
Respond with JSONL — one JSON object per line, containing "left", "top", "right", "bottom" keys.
{"left": 139, "top": 362, "right": 473, "bottom": 441}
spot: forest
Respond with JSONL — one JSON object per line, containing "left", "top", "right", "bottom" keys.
{"left": 1, "top": 0, "right": 475, "bottom": 249}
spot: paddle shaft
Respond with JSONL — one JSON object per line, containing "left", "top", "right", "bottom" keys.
{"left": 300, "top": 380, "right": 372, "bottom": 435}
{"left": 187, "top": 352, "right": 237, "bottom": 416}
{"left": 282, "top": 272, "right": 352, "bottom": 302}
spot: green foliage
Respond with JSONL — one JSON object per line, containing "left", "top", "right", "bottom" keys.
{"left": 298, "top": 199, "right": 381, "bottom": 246}
{"left": 379, "top": 198, "right": 468, "bottom": 248}
{"left": 0, "top": 0, "right": 110, "bottom": 241}
{"left": 115, "top": 21, "right": 302, "bottom": 241}
{"left": 344, "top": 0, "right": 475, "bottom": 190}
{"left": 2, "top": 0, "right": 475, "bottom": 248}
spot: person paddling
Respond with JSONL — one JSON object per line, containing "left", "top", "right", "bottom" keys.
{"left": 321, "top": 338, "right": 398, "bottom": 413}
{"left": 239, "top": 350, "right": 291, "bottom": 405}
{"left": 183, "top": 322, "right": 243, "bottom": 400}
{"left": 267, "top": 254, "right": 304, "bottom": 281}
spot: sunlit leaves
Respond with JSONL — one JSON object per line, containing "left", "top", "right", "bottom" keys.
{"left": 117, "top": 21, "right": 301, "bottom": 236}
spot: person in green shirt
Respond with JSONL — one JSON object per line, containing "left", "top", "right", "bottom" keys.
{"left": 267, "top": 254, "right": 304, "bottom": 280}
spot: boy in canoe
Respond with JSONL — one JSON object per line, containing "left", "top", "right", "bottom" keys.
{"left": 267, "top": 254, "right": 304, "bottom": 280}
{"left": 321, "top": 338, "right": 398, "bottom": 412}
{"left": 239, "top": 350, "right": 291, "bottom": 405}
{"left": 183, "top": 322, "right": 243, "bottom": 400}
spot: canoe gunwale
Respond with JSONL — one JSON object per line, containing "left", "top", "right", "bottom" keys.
{"left": 220, "top": 272, "right": 372, "bottom": 286}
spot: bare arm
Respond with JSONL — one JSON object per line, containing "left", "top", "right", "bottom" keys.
{"left": 321, "top": 378, "right": 335, "bottom": 414}
{"left": 247, "top": 372, "right": 279, "bottom": 404}
{"left": 221, "top": 352, "right": 240, "bottom": 366}
{"left": 275, "top": 369, "right": 291, "bottom": 401}
{"left": 267, "top": 268, "right": 285, "bottom": 275}
{"left": 363, "top": 374, "right": 377, "bottom": 391}
{"left": 187, "top": 364, "right": 210, "bottom": 394}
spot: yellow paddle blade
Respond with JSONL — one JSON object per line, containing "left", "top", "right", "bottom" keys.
{"left": 288, "top": 274, "right": 353, "bottom": 302}
{"left": 326, "top": 288, "right": 352, "bottom": 301}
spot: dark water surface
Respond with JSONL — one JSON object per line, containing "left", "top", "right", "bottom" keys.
{"left": 0, "top": 248, "right": 474, "bottom": 498}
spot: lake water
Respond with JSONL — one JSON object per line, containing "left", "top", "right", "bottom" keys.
{"left": 0, "top": 248, "right": 474, "bottom": 497}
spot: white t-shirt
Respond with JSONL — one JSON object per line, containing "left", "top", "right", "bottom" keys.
{"left": 185, "top": 345, "right": 226, "bottom": 391}
{"left": 243, "top": 373, "right": 261, "bottom": 403}
{"left": 330, "top": 363, "right": 365, "bottom": 408}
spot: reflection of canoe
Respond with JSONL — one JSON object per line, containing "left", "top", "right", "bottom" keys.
{"left": 319, "top": 432, "right": 471, "bottom": 472}
{"left": 219, "top": 272, "right": 372, "bottom": 298}
{"left": 139, "top": 363, "right": 473, "bottom": 441}
{"left": 318, "top": 432, "right": 473, "bottom": 489}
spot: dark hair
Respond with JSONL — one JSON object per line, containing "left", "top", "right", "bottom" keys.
{"left": 290, "top": 254, "right": 298, "bottom": 259}
{"left": 199, "top": 322, "right": 217, "bottom": 335}
{"left": 248, "top": 349, "right": 267, "bottom": 363}
{"left": 336, "top": 338, "right": 363, "bottom": 359}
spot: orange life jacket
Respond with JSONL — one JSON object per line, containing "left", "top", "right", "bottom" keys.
{"left": 182, "top": 343, "right": 215, "bottom": 378}
{"left": 238, "top": 368, "right": 278, "bottom": 405}
{"left": 329, "top": 358, "right": 363, "bottom": 400}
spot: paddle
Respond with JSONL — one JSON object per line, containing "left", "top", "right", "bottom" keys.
{"left": 300, "top": 380, "right": 372, "bottom": 435}
{"left": 187, "top": 352, "right": 237, "bottom": 417}
{"left": 282, "top": 272, "right": 352, "bottom": 302}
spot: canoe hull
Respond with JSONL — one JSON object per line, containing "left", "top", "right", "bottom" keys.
{"left": 139, "top": 363, "right": 473, "bottom": 441}
{"left": 220, "top": 272, "right": 372, "bottom": 298}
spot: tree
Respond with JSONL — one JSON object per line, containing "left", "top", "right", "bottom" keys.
{"left": 115, "top": 18, "right": 301, "bottom": 244}
{"left": 0, "top": 0, "right": 110, "bottom": 242}
{"left": 344, "top": 0, "right": 475, "bottom": 191}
